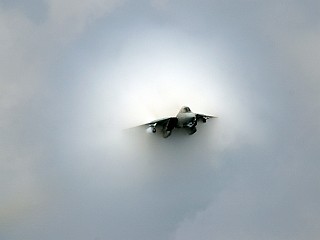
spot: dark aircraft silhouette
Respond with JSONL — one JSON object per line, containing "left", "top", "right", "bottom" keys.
{"left": 136, "top": 106, "right": 216, "bottom": 138}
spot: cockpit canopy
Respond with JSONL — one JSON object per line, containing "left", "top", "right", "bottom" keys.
{"left": 179, "top": 106, "right": 191, "bottom": 113}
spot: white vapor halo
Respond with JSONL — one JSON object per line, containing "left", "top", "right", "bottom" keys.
{"left": 76, "top": 28, "right": 264, "bottom": 155}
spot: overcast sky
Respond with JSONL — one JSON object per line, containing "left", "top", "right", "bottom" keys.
{"left": 1, "top": 1, "right": 320, "bottom": 240}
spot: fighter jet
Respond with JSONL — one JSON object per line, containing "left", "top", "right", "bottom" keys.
{"left": 136, "top": 106, "right": 217, "bottom": 138}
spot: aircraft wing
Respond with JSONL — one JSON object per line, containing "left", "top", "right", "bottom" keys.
{"left": 196, "top": 113, "right": 217, "bottom": 122}
{"left": 138, "top": 117, "right": 177, "bottom": 128}
{"left": 125, "top": 117, "right": 177, "bottom": 132}
{"left": 127, "top": 117, "right": 178, "bottom": 137}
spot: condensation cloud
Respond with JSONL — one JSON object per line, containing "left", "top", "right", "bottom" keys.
{"left": 1, "top": 1, "right": 320, "bottom": 240}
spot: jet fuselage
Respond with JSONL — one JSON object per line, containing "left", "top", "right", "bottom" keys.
{"left": 176, "top": 112, "right": 197, "bottom": 128}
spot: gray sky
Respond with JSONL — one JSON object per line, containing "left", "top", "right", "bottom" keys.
{"left": 1, "top": 1, "right": 320, "bottom": 240}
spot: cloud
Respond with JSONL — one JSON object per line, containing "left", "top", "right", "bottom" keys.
{"left": 1, "top": 1, "right": 320, "bottom": 240}
{"left": 45, "top": 0, "right": 124, "bottom": 43}
{"left": 0, "top": 1, "right": 123, "bottom": 236}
